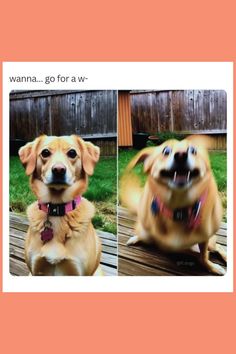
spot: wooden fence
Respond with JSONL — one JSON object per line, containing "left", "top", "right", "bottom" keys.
{"left": 131, "top": 90, "right": 226, "bottom": 132}
{"left": 129, "top": 90, "right": 227, "bottom": 149}
{"left": 118, "top": 91, "right": 133, "bottom": 146}
{"left": 10, "top": 90, "right": 117, "bottom": 156}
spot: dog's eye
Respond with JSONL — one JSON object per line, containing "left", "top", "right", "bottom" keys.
{"left": 67, "top": 149, "right": 77, "bottom": 158}
{"left": 41, "top": 149, "right": 51, "bottom": 158}
{"left": 162, "top": 146, "right": 172, "bottom": 156}
{"left": 189, "top": 146, "right": 197, "bottom": 155}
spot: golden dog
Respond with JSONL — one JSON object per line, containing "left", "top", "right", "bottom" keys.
{"left": 19, "top": 135, "right": 102, "bottom": 275}
{"left": 120, "top": 136, "right": 226, "bottom": 275}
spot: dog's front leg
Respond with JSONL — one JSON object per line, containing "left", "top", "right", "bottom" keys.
{"left": 126, "top": 222, "right": 150, "bottom": 246}
{"left": 199, "top": 241, "right": 226, "bottom": 275}
{"left": 208, "top": 235, "right": 227, "bottom": 262}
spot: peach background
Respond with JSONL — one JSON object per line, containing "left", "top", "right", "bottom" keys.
{"left": 0, "top": 0, "right": 235, "bottom": 353}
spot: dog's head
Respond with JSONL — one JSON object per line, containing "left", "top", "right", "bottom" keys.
{"left": 127, "top": 135, "right": 212, "bottom": 191}
{"left": 19, "top": 135, "right": 100, "bottom": 201}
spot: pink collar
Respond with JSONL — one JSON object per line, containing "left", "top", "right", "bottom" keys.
{"left": 151, "top": 190, "right": 208, "bottom": 230}
{"left": 38, "top": 195, "right": 82, "bottom": 216}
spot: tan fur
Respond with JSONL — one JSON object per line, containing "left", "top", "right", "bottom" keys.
{"left": 120, "top": 136, "right": 227, "bottom": 275}
{"left": 19, "top": 135, "right": 102, "bottom": 276}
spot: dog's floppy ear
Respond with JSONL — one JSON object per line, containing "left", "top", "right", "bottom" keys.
{"left": 18, "top": 136, "right": 43, "bottom": 176}
{"left": 75, "top": 136, "right": 100, "bottom": 176}
{"left": 126, "top": 147, "right": 156, "bottom": 173}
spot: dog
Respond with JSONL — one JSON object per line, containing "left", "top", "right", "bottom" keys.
{"left": 120, "top": 136, "right": 226, "bottom": 275}
{"left": 19, "top": 135, "right": 102, "bottom": 276}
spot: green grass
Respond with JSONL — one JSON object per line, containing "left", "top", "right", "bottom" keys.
{"left": 119, "top": 148, "right": 227, "bottom": 220}
{"left": 10, "top": 156, "right": 117, "bottom": 234}
{"left": 209, "top": 151, "right": 227, "bottom": 192}
{"left": 10, "top": 157, "right": 36, "bottom": 212}
{"left": 118, "top": 149, "right": 147, "bottom": 187}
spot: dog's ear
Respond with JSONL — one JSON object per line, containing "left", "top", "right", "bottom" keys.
{"left": 126, "top": 147, "right": 156, "bottom": 173}
{"left": 18, "top": 137, "right": 43, "bottom": 176}
{"left": 75, "top": 137, "right": 100, "bottom": 176}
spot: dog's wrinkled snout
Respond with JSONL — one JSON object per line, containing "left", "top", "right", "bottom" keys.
{"left": 52, "top": 163, "right": 66, "bottom": 177}
{"left": 174, "top": 151, "right": 188, "bottom": 165}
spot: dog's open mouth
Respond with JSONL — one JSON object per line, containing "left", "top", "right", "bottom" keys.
{"left": 160, "top": 168, "right": 200, "bottom": 187}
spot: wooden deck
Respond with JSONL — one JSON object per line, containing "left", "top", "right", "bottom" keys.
{"left": 118, "top": 207, "right": 227, "bottom": 276}
{"left": 10, "top": 212, "right": 117, "bottom": 276}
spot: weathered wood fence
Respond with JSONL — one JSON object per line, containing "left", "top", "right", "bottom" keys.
{"left": 129, "top": 90, "right": 227, "bottom": 149}
{"left": 131, "top": 90, "right": 226, "bottom": 132}
{"left": 10, "top": 90, "right": 117, "bottom": 156}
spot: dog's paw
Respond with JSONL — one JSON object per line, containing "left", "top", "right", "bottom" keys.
{"left": 207, "top": 262, "right": 226, "bottom": 276}
{"left": 126, "top": 235, "right": 139, "bottom": 246}
{"left": 211, "top": 263, "right": 226, "bottom": 275}
{"left": 216, "top": 245, "right": 227, "bottom": 263}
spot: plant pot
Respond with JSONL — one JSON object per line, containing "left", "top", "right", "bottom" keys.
{"left": 133, "top": 133, "right": 149, "bottom": 149}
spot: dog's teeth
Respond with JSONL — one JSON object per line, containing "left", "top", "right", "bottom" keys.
{"left": 187, "top": 171, "right": 190, "bottom": 182}
{"left": 173, "top": 171, "right": 177, "bottom": 182}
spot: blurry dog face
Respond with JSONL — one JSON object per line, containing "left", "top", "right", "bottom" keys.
{"left": 19, "top": 135, "right": 100, "bottom": 198}
{"left": 131, "top": 136, "right": 212, "bottom": 192}
{"left": 146, "top": 139, "right": 210, "bottom": 190}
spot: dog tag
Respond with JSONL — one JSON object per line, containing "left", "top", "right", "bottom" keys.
{"left": 173, "top": 208, "right": 188, "bottom": 222}
{"left": 41, "top": 220, "right": 53, "bottom": 243}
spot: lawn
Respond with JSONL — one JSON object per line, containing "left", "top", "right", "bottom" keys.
{"left": 119, "top": 149, "right": 227, "bottom": 221}
{"left": 10, "top": 156, "right": 117, "bottom": 234}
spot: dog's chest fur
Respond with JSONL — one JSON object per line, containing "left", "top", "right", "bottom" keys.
{"left": 25, "top": 198, "right": 100, "bottom": 275}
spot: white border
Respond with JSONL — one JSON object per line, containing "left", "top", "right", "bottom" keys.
{"left": 3, "top": 62, "right": 234, "bottom": 292}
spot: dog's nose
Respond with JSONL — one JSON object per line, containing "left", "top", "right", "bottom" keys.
{"left": 174, "top": 151, "right": 188, "bottom": 164}
{"left": 52, "top": 164, "right": 66, "bottom": 177}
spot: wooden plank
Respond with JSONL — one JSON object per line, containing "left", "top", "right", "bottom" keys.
{"left": 10, "top": 258, "right": 29, "bottom": 276}
{"left": 10, "top": 244, "right": 25, "bottom": 259}
{"left": 101, "top": 244, "right": 117, "bottom": 255}
{"left": 10, "top": 90, "right": 96, "bottom": 100}
{"left": 10, "top": 235, "right": 25, "bottom": 249}
{"left": 79, "top": 133, "right": 117, "bottom": 139}
{"left": 118, "top": 91, "right": 133, "bottom": 146}
{"left": 119, "top": 257, "right": 175, "bottom": 276}
{"left": 76, "top": 91, "right": 86, "bottom": 135}
{"left": 101, "top": 253, "right": 117, "bottom": 267}
{"left": 10, "top": 227, "right": 27, "bottom": 240}
{"left": 178, "top": 129, "right": 227, "bottom": 135}
{"left": 97, "top": 229, "right": 117, "bottom": 241}
{"left": 36, "top": 96, "right": 51, "bottom": 136}
{"left": 101, "top": 264, "right": 117, "bottom": 276}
